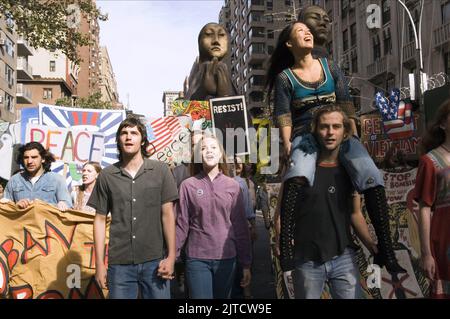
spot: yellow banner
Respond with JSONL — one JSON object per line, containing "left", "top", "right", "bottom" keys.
{"left": 0, "top": 200, "right": 109, "bottom": 299}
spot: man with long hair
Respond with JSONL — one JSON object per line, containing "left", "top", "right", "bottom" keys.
{"left": 88, "top": 116, "right": 179, "bottom": 299}
{"left": 281, "top": 105, "right": 377, "bottom": 298}
{"left": 3, "top": 141, "right": 71, "bottom": 210}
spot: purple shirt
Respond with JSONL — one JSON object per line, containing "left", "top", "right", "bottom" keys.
{"left": 176, "top": 172, "right": 252, "bottom": 268}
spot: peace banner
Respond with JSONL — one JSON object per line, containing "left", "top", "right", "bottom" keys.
{"left": 0, "top": 200, "right": 109, "bottom": 299}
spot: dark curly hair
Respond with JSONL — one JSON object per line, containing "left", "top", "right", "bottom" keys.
{"left": 17, "top": 142, "right": 55, "bottom": 172}
{"left": 420, "top": 99, "right": 450, "bottom": 154}
{"left": 116, "top": 116, "right": 150, "bottom": 162}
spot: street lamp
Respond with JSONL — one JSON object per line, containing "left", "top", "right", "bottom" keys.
{"left": 396, "top": 0, "right": 425, "bottom": 116}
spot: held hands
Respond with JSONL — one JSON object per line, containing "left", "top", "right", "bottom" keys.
{"left": 240, "top": 268, "right": 251, "bottom": 288}
{"left": 158, "top": 257, "right": 175, "bottom": 280}
{"left": 95, "top": 263, "right": 108, "bottom": 290}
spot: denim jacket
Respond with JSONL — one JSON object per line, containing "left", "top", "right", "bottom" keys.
{"left": 4, "top": 171, "right": 72, "bottom": 207}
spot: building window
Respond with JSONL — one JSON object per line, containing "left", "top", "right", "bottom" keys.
{"left": 341, "top": 0, "right": 349, "bottom": 18}
{"left": 445, "top": 52, "right": 450, "bottom": 76}
{"left": 266, "top": 15, "right": 273, "bottom": 23}
{"left": 350, "top": 23, "right": 356, "bottom": 47}
{"left": 250, "top": 91, "right": 264, "bottom": 102}
{"left": 267, "top": 29, "right": 274, "bottom": 39}
{"left": 49, "top": 61, "right": 56, "bottom": 72}
{"left": 383, "top": 28, "right": 392, "bottom": 55}
{"left": 343, "top": 29, "right": 348, "bottom": 52}
{"left": 382, "top": 0, "right": 391, "bottom": 24}
{"left": 43, "top": 88, "right": 53, "bottom": 100}
{"left": 285, "top": 0, "right": 292, "bottom": 6}
{"left": 351, "top": 55, "right": 358, "bottom": 73}
{"left": 373, "top": 35, "right": 381, "bottom": 61}
{"left": 5, "top": 37, "right": 14, "bottom": 58}
{"left": 250, "top": 11, "right": 263, "bottom": 22}
{"left": 267, "top": 1, "right": 273, "bottom": 10}
{"left": 249, "top": 43, "right": 265, "bottom": 55}
{"left": 5, "top": 64, "right": 14, "bottom": 87}
{"left": 250, "top": 75, "right": 265, "bottom": 86}
{"left": 5, "top": 93, "right": 13, "bottom": 111}
{"left": 249, "top": 27, "right": 265, "bottom": 38}
{"left": 268, "top": 45, "right": 274, "bottom": 54}
{"left": 442, "top": 2, "right": 450, "bottom": 24}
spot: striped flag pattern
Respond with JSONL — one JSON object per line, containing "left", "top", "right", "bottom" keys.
{"left": 146, "top": 116, "right": 182, "bottom": 155}
{"left": 374, "top": 91, "right": 414, "bottom": 140}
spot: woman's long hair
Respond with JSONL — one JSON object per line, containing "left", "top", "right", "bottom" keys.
{"left": 265, "top": 22, "right": 297, "bottom": 98}
{"left": 420, "top": 99, "right": 450, "bottom": 154}
{"left": 190, "top": 135, "right": 230, "bottom": 177}
{"left": 74, "top": 161, "right": 102, "bottom": 211}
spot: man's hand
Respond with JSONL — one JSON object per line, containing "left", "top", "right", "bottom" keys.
{"left": 57, "top": 201, "right": 69, "bottom": 212}
{"left": 95, "top": 263, "right": 108, "bottom": 290}
{"left": 158, "top": 257, "right": 175, "bottom": 280}
{"left": 240, "top": 268, "right": 251, "bottom": 288}
{"left": 16, "top": 199, "right": 33, "bottom": 209}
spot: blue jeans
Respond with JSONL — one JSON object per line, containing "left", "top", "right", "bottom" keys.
{"left": 107, "top": 259, "right": 170, "bottom": 299}
{"left": 284, "top": 134, "right": 383, "bottom": 193}
{"left": 293, "top": 248, "right": 361, "bottom": 299}
{"left": 185, "top": 257, "right": 236, "bottom": 299}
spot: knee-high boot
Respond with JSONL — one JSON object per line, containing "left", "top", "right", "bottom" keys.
{"left": 363, "top": 186, "right": 406, "bottom": 274}
{"left": 279, "top": 178, "right": 305, "bottom": 272}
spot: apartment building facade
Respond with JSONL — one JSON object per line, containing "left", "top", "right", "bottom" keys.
{"left": 220, "top": 0, "right": 450, "bottom": 115}
{"left": 99, "top": 46, "right": 121, "bottom": 108}
{"left": 16, "top": 48, "right": 78, "bottom": 108}
{"left": 77, "top": 3, "right": 101, "bottom": 99}
{"left": 0, "top": 16, "right": 17, "bottom": 122}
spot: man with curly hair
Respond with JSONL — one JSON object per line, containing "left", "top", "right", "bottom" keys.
{"left": 3, "top": 141, "right": 71, "bottom": 210}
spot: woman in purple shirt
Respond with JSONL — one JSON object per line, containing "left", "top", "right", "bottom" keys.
{"left": 176, "top": 135, "right": 252, "bottom": 299}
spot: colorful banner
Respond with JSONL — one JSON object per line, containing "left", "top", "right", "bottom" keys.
{"left": 34, "top": 104, "right": 126, "bottom": 189}
{"left": 20, "top": 107, "right": 39, "bottom": 144}
{"left": 0, "top": 200, "right": 110, "bottom": 299}
{"left": 38, "top": 103, "right": 126, "bottom": 168}
{"left": 360, "top": 168, "right": 429, "bottom": 299}
{"left": 0, "top": 121, "right": 20, "bottom": 180}
{"left": 26, "top": 124, "right": 105, "bottom": 165}
{"left": 360, "top": 113, "right": 423, "bottom": 163}
{"left": 171, "top": 100, "right": 212, "bottom": 130}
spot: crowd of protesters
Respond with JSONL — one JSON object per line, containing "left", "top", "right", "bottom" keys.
{"left": 0, "top": 4, "right": 448, "bottom": 300}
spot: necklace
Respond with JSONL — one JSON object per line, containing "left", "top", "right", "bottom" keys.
{"left": 441, "top": 144, "right": 450, "bottom": 153}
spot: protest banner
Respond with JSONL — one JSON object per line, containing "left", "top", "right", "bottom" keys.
{"left": 38, "top": 103, "right": 126, "bottom": 167}
{"left": 360, "top": 113, "right": 423, "bottom": 163}
{"left": 171, "top": 100, "right": 212, "bottom": 130}
{"left": 26, "top": 124, "right": 104, "bottom": 165}
{"left": 210, "top": 96, "right": 251, "bottom": 156}
{"left": 0, "top": 200, "right": 110, "bottom": 299}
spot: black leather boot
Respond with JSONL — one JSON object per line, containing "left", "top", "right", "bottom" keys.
{"left": 279, "top": 178, "right": 305, "bottom": 272}
{"left": 364, "top": 186, "right": 406, "bottom": 274}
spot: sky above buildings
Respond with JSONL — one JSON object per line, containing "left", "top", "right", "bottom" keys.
{"left": 97, "top": 0, "right": 224, "bottom": 117}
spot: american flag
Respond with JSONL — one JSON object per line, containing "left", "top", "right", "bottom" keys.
{"left": 374, "top": 90, "right": 414, "bottom": 140}
{"left": 146, "top": 116, "right": 181, "bottom": 155}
